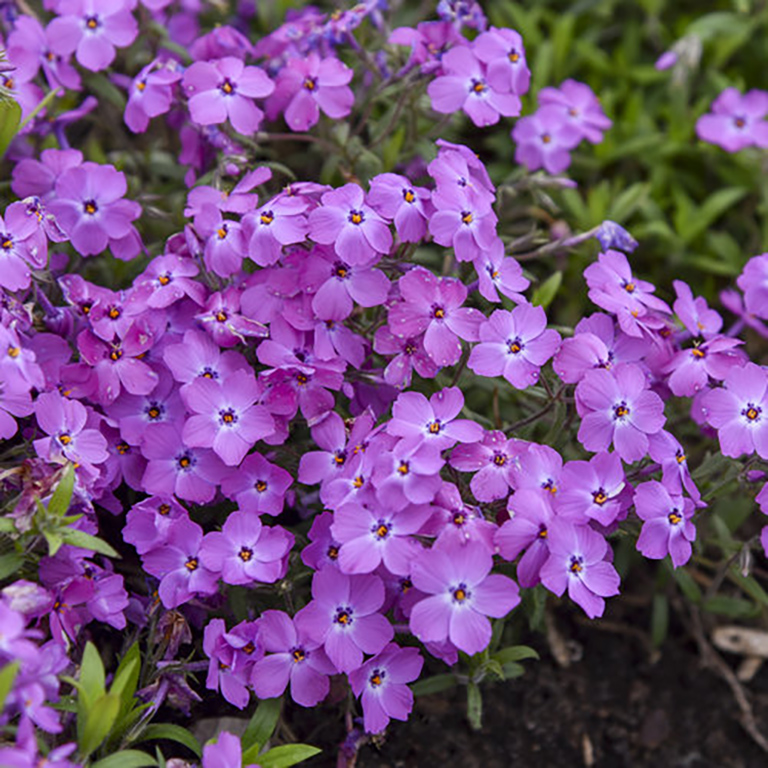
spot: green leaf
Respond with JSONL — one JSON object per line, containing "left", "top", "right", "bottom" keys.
{"left": 702, "top": 595, "right": 759, "bottom": 619}
{"left": 0, "top": 518, "right": 17, "bottom": 534}
{"left": 501, "top": 662, "right": 526, "bottom": 679}
{"left": 43, "top": 529, "right": 64, "bottom": 557}
{"left": 729, "top": 571, "right": 768, "bottom": 606}
{"left": 680, "top": 188, "right": 748, "bottom": 245}
{"left": 49, "top": 464, "right": 75, "bottom": 517}
{"left": 466, "top": 681, "right": 482, "bottom": 731}
{"left": 111, "top": 643, "right": 141, "bottom": 713}
{"left": 242, "top": 697, "right": 281, "bottom": 754}
{"left": 671, "top": 566, "right": 702, "bottom": 604}
{"left": 650, "top": 594, "right": 669, "bottom": 648}
{"left": 0, "top": 662, "right": 20, "bottom": 711}
{"left": 410, "top": 673, "right": 457, "bottom": 697}
{"left": 91, "top": 750, "right": 158, "bottom": 768}
{"left": 492, "top": 645, "right": 539, "bottom": 665}
{"left": 138, "top": 724, "right": 201, "bottom": 758}
{"left": 80, "top": 692, "right": 121, "bottom": 759}
{"left": 0, "top": 98, "right": 21, "bottom": 158}
{"left": 255, "top": 744, "right": 321, "bottom": 768}
{"left": 0, "top": 551, "right": 23, "bottom": 581}
{"left": 79, "top": 642, "right": 107, "bottom": 704}
{"left": 531, "top": 271, "right": 562, "bottom": 310}
{"left": 62, "top": 528, "right": 120, "bottom": 558}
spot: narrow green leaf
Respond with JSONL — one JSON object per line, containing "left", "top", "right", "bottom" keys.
{"left": 79, "top": 642, "right": 107, "bottom": 704}
{"left": 501, "top": 662, "right": 526, "bottom": 679}
{"left": 138, "top": 724, "right": 202, "bottom": 758}
{"left": 466, "top": 682, "right": 482, "bottom": 731}
{"left": 110, "top": 643, "right": 141, "bottom": 713}
{"left": 49, "top": 464, "right": 75, "bottom": 517}
{"left": 0, "top": 662, "right": 20, "bottom": 711}
{"left": 80, "top": 692, "right": 121, "bottom": 759}
{"left": 43, "top": 529, "right": 64, "bottom": 557}
{"left": 0, "top": 518, "right": 17, "bottom": 534}
{"left": 531, "top": 271, "right": 562, "bottom": 310}
{"left": 255, "top": 744, "right": 322, "bottom": 768}
{"left": 410, "top": 673, "right": 457, "bottom": 697}
{"left": 729, "top": 571, "right": 768, "bottom": 606}
{"left": 0, "top": 551, "right": 23, "bottom": 581}
{"left": 671, "top": 566, "right": 702, "bottom": 603}
{"left": 703, "top": 595, "right": 758, "bottom": 619}
{"left": 242, "top": 697, "right": 281, "bottom": 753}
{"left": 492, "top": 645, "right": 539, "bottom": 665}
{"left": 91, "top": 750, "right": 158, "bottom": 768}
{"left": 650, "top": 594, "right": 669, "bottom": 648}
{"left": 62, "top": 528, "right": 120, "bottom": 558}
{"left": 0, "top": 98, "right": 21, "bottom": 158}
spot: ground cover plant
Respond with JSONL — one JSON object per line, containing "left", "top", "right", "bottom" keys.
{"left": 3, "top": 0, "right": 768, "bottom": 765}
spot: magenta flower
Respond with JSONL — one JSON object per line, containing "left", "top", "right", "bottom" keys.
{"left": 512, "top": 105, "right": 581, "bottom": 174}
{"left": 142, "top": 518, "right": 220, "bottom": 608}
{"left": 736, "top": 254, "right": 768, "bottom": 320}
{"left": 308, "top": 184, "right": 393, "bottom": 266}
{"left": 696, "top": 87, "right": 768, "bottom": 152}
{"left": 349, "top": 643, "right": 423, "bottom": 734}
{"left": 163, "top": 328, "right": 249, "bottom": 388}
{"left": 648, "top": 431, "right": 703, "bottom": 506}
{"left": 373, "top": 328, "right": 439, "bottom": 389}
{"left": 134, "top": 253, "right": 206, "bottom": 308}
{"left": 331, "top": 502, "right": 430, "bottom": 576}
{"left": 496, "top": 489, "right": 554, "bottom": 588}
{"left": 221, "top": 452, "right": 293, "bottom": 515}
{"left": 702, "top": 362, "right": 768, "bottom": 459}
{"left": 672, "top": 280, "right": 722, "bottom": 338}
{"left": 48, "top": 0, "right": 138, "bottom": 72}
{"left": 428, "top": 45, "right": 521, "bottom": 126}
{"left": 0, "top": 206, "right": 35, "bottom": 291}
{"left": 200, "top": 511, "right": 293, "bottom": 585}
{"left": 243, "top": 196, "right": 309, "bottom": 267}
{"left": 372, "top": 439, "right": 444, "bottom": 511}
{"left": 48, "top": 162, "right": 142, "bottom": 259}
{"left": 367, "top": 173, "right": 432, "bottom": 243}
{"left": 429, "top": 184, "right": 499, "bottom": 263}
{"left": 204, "top": 619, "right": 261, "bottom": 710}
{"left": 469, "top": 304, "right": 561, "bottom": 389}
{"left": 268, "top": 53, "right": 354, "bottom": 132}
{"left": 183, "top": 57, "right": 274, "bottom": 134}
{"left": 539, "top": 522, "right": 620, "bottom": 619}
{"left": 296, "top": 568, "right": 393, "bottom": 673}
{"left": 634, "top": 481, "right": 696, "bottom": 568}
{"left": 388, "top": 267, "right": 484, "bottom": 367}
{"left": 538, "top": 80, "right": 612, "bottom": 144}
{"left": 450, "top": 430, "right": 522, "bottom": 502}
{"left": 124, "top": 59, "right": 182, "bottom": 134}
{"left": 250, "top": 610, "right": 336, "bottom": 707}
{"left": 576, "top": 363, "right": 666, "bottom": 462}
{"left": 475, "top": 240, "right": 529, "bottom": 303}
{"left": 181, "top": 370, "right": 275, "bottom": 466}
{"left": 202, "top": 732, "right": 259, "bottom": 768}
{"left": 301, "top": 511, "right": 343, "bottom": 573}
{"left": 123, "top": 497, "right": 188, "bottom": 556}
{"left": 663, "top": 336, "right": 743, "bottom": 397}
{"left": 472, "top": 27, "right": 530, "bottom": 95}
{"left": 556, "top": 452, "right": 627, "bottom": 527}
{"left": 410, "top": 540, "right": 520, "bottom": 655}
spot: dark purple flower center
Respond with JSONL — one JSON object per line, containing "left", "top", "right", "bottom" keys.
{"left": 452, "top": 511, "right": 466, "bottom": 527}
{"left": 493, "top": 452, "right": 507, "bottom": 466}
{"left": 238, "top": 546, "right": 253, "bottom": 562}
{"left": 109, "top": 347, "right": 123, "bottom": 362}
{"left": 255, "top": 480, "right": 268, "bottom": 492}
{"left": 452, "top": 582, "right": 470, "bottom": 602}
{"left": 507, "top": 337, "right": 524, "bottom": 355}
{"left": 432, "top": 304, "right": 445, "bottom": 319}
{"left": 201, "top": 366, "right": 218, "bottom": 379}
{"left": 1, "top": 234, "right": 12, "bottom": 250}
{"left": 220, "top": 78, "right": 236, "bottom": 95}
{"left": 541, "top": 133, "right": 552, "bottom": 144}
{"left": 260, "top": 211, "right": 274, "bottom": 225}
{"left": 185, "top": 556, "right": 198, "bottom": 571}
{"left": 403, "top": 188, "right": 416, "bottom": 203}
{"left": 743, "top": 403, "right": 762, "bottom": 422}
{"left": 177, "top": 452, "right": 195, "bottom": 471}
{"left": 734, "top": 116, "right": 746, "bottom": 129}
{"left": 537, "top": 525, "right": 548, "bottom": 539}
{"left": 219, "top": 408, "right": 238, "bottom": 426}
{"left": 158, "top": 504, "right": 171, "bottom": 515}
{"left": 334, "top": 262, "right": 350, "bottom": 279}
{"left": 427, "top": 419, "right": 442, "bottom": 434}
{"left": 461, "top": 210, "right": 473, "bottom": 224}
{"left": 334, "top": 450, "right": 346, "bottom": 466}
{"left": 613, "top": 401, "right": 630, "bottom": 420}
{"left": 676, "top": 450, "right": 686, "bottom": 465}
{"left": 397, "top": 461, "right": 410, "bottom": 476}
{"left": 291, "top": 647, "right": 306, "bottom": 663}
{"left": 108, "top": 305, "right": 121, "bottom": 319}
{"left": 348, "top": 209, "right": 365, "bottom": 225}
{"left": 404, "top": 340, "right": 417, "bottom": 355}
{"left": 542, "top": 478, "right": 557, "bottom": 494}
{"left": 508, "top": 49, "right": 520, "bottom": 62}
{"left": 334, "top": 606, "right": 354, "bottom": 626}
{"left": 158, "top": 273, "right": 172, "bottom": 286}
{"left": 85, "top": 15, "right": 100, "bottom": 30}
{"left": 470, "top": 78, "right": 487, "bottom": 94}
{"left": 621, "top": 279, "right": 636, "bottom": 293}
{"left": 117, "top": 441, "right": 130, "bottom": 455}
{"left": 372, "top": 520, "right": 390, "bottom": 539}
{"left": 327, "top": 544, "right": 339, "bottom": 560}
{"left": 58, "top": 432, "right": 72, "bottom": 446}
{"left": 146, "top": 402, "right": 164, "bottom": 420}
{"left": 668, "top": 509, "right": 682, "bottom": 526}
{"left": 369, "top": 668, "right": 386, "bottom": 687}
{"left": 569, "top": 555, "right": 584, "bottom": 573}
{"left": 592, "top": 488, "right": 608, "bottom": 505}
{"left": 83, "top": 199, "right": 98, "bottom": 215}
{"left": 217, "top": 224, "right": 229, "bottom": 239}
{"left": 400, "top": 577, "right": 413, "bottom": 593}
{"left": 304, "top": 77, "right": 317, "bottom": 91}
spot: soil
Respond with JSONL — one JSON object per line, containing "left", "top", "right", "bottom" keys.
{"left": 282, "top": 602, "right": 768, "bottom": 768}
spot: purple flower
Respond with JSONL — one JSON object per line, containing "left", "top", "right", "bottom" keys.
{"left": 33, "top": 391, "right": 108, "bottom": 469}
{"left": 142, "top": 518, "right": 220, "bottom": 608}
{"left": 301, "top": 511, "right": 343, "bottom": 572}
{"left": 200, "top": 510, "right": 293, "bottom": 585}
{"left": 268, "top": 53, "right": 354, "bottom": 132}
{"left": 634, "top": 481, "right": 696, "bottom": 568}
{"left": 702, "top": 362, "right": 768, "bottom": 459}
{"left": 388, "top": 267, "right": 483, "bottom": 367}
{"left": 428, "top": 184, "right": 499, "bottom": 263}
{"left": 450, "top": 430, "right": 522, "bottom": 502}
{"left": 367, "top": 173, "right": 432, "bottom": 243}
{"left": 48, "top": 162, "right": 142, "bottom": 259}
{"left": 308, "top": 183, "right": 393, "bottom": 266}
{"left": 576, "top": 363, "right": 666, "bottom": 462}
{"left": 373, "top": 328, "right": 439, "bottom": 389}
{"left": 538, "top": 80, "right": 612, "bottom": 144}
{"left": 672, "top": 279, "right": 722, "bottom": 338}
{"left": 736, "top": 254, "right": 768, "bottom": 320}
{"left": 427, "top": 483, "right": 497, "bottom": 552}
{"left": 0, "top": 206, "right": 35, "bottom": 291}
{"left": 250, "top": 610, "right": 336, "bottom": 707}
{"left": 202, "top": 731, "right": 259, "bottom": 768}
{"left": 468, "top": 304, "right": 561, "bottom": 389}
{"left": 123, "top": 496, "right": 188, "bottom": 555}
{"left": 296, "top": 568, "right": 393, "bottom": 673}
{"left": 124, "top": 59, "right": 182, "bottom": 133}
{"left": 243, "top": 196, "right": 309, "bottom": 267}
{"left": 48, "top": 0, "right": 138, "bottom": 72}
{"left": 349, "top": 643, "right": 423, "bottom": 734}
{"left": 409, "top": 540, "right": 520, "bottom": 655}
{"left": 648, "top": 430, "right": 703, "bottom": 506}
{"left": 387, "top": 386, "right": 482, "bottom": 450}
{"left": 164, "top": 328, "right": 250, "bottom": 388}
{"left": 203, "top": 619, "right": 260, "bottom": 709}
{"left": 428, "top": 45, "right": 521, "bottom": 126}
{"left": 183, "top": 57, "right": 274, "bottom": 134}
{"left": 221, "top": 452, "right": 293, "bottom": 515}
{"left": 663, "top": 336, "right": 743, "bottom": 397}
{"left": 472, "top": 27, "right": 530, "bottom": 95}
{"left": 594, "top": 220, "right": 638, "bottom": 253}
{"left": 539, "top": 522, "right": 620, "bottom": 618}
{"left": 475, "top": 240, "right": 529, "bottom": 303}
{"left": 372, "top": 438, "right": 444, "bottom": 510}
{"left": 331, "top": 502, "right": 430, "bottom": 576}
{"left": 556, "top": 452, "right": 627, "bottom": 527}
{"left": 511, "top": 105, "right": 581, "bottom": 174}
{"left": 182, "top": 369, "right": 274, "bottom": 467}
{"left": 134, "top": 253, "right": 206, "bottom": 308}
{"left": 696, "top": 88, "right": 768, "bottom": 152}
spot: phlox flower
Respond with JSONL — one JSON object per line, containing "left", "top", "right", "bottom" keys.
{"left": 201, "top": 732, "right": 260, "bottom": 768}
{"left": 672, "top": 280, "right": 722, "bottom": 338}
{"left": 124, "top": 59, "right": 182, "bottom": 133}
{"left": 367, "top": 173, "right": 432, "bottom": 243}
{"left": 123, "top": 497, "right": 188, "bottom": 556}
{"left": 0, "top": 205, "right": 36, "bottom": 291}
{"left": 450, "top": 430, "right": 522, "bottom": 502}
{"left": 204, "top": 619, "right": 261, "bottom": 709}
{"left": 475, "top": 240, "right": 529, "bottom": 303}
{"left": 634, "top": 481, "right": 696, "bottom": 568}
{"left": 472, "top": 27, "right": 530, "bottom": 95}
{"left": 662, "top": 336, "right": 743, "bottom": 397}
{"left": 373, "top": 328, "right": 439, "bottom": 389}
{"left": 221, "top": 452, "right": 293, "bottom": 515}
{"left": 243, "top": 196, "right": 309, "bottom": 267}
{"left": 539, "top": 522, "right": 620, "bottom": 619}
{"left": 410, "top": 540, "right": 520, "bottom": 655}
{"left": 556, "top": 452, "right": 627, "bottom": 527}
{"left": 736, "top": 253, "right": 768, "bottom": 320}
{"left": 512, "top": 105, "right": 581, "bottom": 174}
{"left": 349, "top": 643, "right": 423, "bottom": 734}
{"left": 696, "top": 87, "right": 768, "bottom": 152}
{"left": 538, "top": 79, "right": 612, "bottom": 144}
